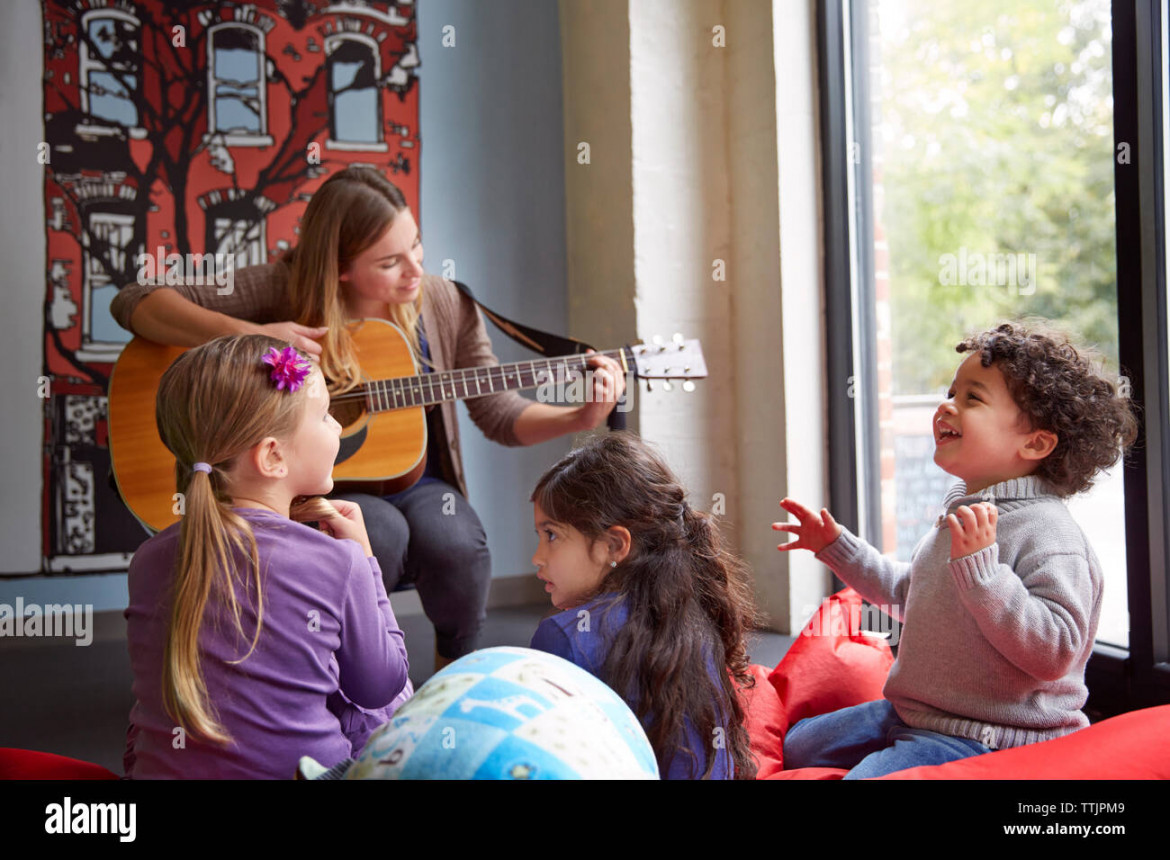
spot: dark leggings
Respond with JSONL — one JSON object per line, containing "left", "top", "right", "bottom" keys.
{"left": 333, "top": 479, "right": 491, "bottom": 659}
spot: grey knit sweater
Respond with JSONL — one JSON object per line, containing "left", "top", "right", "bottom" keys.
{"left": 815, "top": 476, "right": 1102, "bottom": 750}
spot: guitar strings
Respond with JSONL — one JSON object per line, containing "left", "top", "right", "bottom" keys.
{"left": 327, "top": 348, "right": 632, "bottom": 406}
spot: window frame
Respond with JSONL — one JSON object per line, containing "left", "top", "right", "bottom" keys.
{"left": 78, "top": 208, "right": 137, "bottom": 362}
{"left": 1112, "top": 0, "right": 1170, "bottom": 708}
{"left": 817, "top": 0, "right": 1170, "bottom": 712}
{"left": 324, "top": 33, "right": 389, "bottom": 153}
{"left": 76, "top": 9, "right": 142, "bottom": 137}
{"left": 205, "top": 22, "right": 273, "bottom": 148}
{"left": 209, "top": 214, "right": 267, "bottom": 270}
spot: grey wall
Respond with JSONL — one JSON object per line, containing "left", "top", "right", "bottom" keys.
{"left": 0, "top": 0, "right": 568, "bottom": 610}
{"left": 416, "top": 0, "right": 570, "bottom": 582}
{"left": 0, "top": 0, "right": 57, "bottom": 593}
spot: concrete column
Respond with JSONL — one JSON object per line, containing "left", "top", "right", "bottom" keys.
{"left": 559, "top": 0, "right": 829, "bottom": 632}
{"left": 560, "top": 0, "right": 640, "bottom": 426}
{"left": 772, "top": 0, "right": 833, "bottom": 631}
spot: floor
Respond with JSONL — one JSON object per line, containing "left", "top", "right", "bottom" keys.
{"left": 0, "top": 603, "right": 794, "bottom": 775}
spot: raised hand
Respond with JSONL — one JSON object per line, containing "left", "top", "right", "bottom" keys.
{"left": 946, "top": 502, "right": 998, "bottom": 560}
{"left": 772, "top": 498, "right": 843, "bottom": 555}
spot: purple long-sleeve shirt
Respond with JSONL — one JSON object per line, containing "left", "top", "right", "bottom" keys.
{"left": 124, "top": 508, "right": 410, "bottom": 779}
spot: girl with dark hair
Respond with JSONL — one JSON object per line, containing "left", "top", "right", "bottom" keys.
{"left": 112, "top": 166, "right": 626, "bottom": 671}
{"left": 528, "top": 432, "right": 761, "bottom": 779}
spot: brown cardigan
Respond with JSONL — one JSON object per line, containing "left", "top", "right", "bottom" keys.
{"left": 110, "top": 264, "right": 532, "bottom": 497}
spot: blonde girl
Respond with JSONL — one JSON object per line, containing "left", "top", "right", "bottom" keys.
{"left": 123, "top": 334, "right": 410, "bottom": 779}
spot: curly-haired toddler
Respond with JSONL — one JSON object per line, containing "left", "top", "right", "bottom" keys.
{"left": 774, "top": 321, "right": 1137, "bottom": 778}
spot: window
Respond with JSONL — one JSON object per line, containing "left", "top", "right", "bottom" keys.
{"left": 207, "top": 24, "right": 271, "bottom": 145}
{"left": 78, "top": 10, "right": 140, "bottom": 131}
{"left": 822, "top": 0, "right": 1169, "bottom": 708}
{"left": 326, "top": 35, "right": 387, "bottom": 151}
{"left": 208, "top": 214, "right": 266, "bottom": 270}
{"left": 80, "top": 210, "right": 137, "bottom": 360}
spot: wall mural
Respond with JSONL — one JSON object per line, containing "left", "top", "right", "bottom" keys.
{"left": 36, "top": 0, "right": 420, "bottom": 575}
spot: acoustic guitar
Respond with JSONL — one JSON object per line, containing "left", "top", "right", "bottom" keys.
{"left": 108, "top": 318, "right": 708, "bottom": 532}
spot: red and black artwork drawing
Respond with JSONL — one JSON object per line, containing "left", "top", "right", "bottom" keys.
{"left": 38, "top": 0, "right": 419, "bottom": 574}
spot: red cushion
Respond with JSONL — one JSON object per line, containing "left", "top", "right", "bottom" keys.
{"left": 742, "top": 587, "right": 1170, "bottom": 780}
{"left": 768, "top": 587, "right": 894, "bottom": 729}
{"left": 0, "top": 748, "right": 119, "bottom": 780}
{"left": 742, "top": 587, "right": 893, "bottom": 777}
{"left": 879, "top": 704, "right": 1170, "bottom": 780}
{"left": 741, "top": 663, "right": 786, "bottom": 778}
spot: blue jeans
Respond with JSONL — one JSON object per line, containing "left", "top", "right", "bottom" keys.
{"left": 334, "top": 479, "right": 491, "bottom": 660}
{"left": 783, "top": 699, "right": 992, "bottom": 779}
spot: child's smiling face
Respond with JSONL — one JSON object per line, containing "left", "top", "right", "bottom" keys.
{"left": 933, "top": 354, "right": 1055, "bottom": 495}
{"left": 531, "top": 503, "right": 612, "bottom": 611}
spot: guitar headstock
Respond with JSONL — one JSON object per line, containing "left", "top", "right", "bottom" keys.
{"left": 629, "top": 334, "right": 707, "bottom": 392}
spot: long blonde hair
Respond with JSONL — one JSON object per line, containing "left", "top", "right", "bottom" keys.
{"left": 285, "top": 166, "right": 425, "bottom": 395}
{"left": 154, "top": 334, "right": 333, "bottom": 744}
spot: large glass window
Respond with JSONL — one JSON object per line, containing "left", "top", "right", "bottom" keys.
{"left": 840, "top": 0, "right": 1128, "bottom": 644}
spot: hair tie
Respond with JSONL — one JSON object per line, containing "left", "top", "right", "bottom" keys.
{"left": 192, "top": 462, "right": 212, "bottom": 474}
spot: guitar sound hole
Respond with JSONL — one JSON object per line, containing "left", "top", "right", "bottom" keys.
{"left": 330, "top": 399, "right": 366, "bottom": 432}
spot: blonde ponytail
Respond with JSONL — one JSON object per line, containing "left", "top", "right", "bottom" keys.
{"left": 162, "top": 466, "right": 262, "bottom": 744}
{"left": 155, "top": 335, "right": 319, "bottom": 744}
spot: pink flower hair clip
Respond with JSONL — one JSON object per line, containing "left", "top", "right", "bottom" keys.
{"left": 262, "top": 345, "right": 312, "bottom": 392}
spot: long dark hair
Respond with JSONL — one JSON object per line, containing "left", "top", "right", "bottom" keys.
{"left": 531, "top": 432, "right": 760, "bottom": 779}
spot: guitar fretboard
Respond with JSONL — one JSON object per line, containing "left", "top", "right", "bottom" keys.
{"left": 350, "top": 348, "right": 633, "bottom": 413}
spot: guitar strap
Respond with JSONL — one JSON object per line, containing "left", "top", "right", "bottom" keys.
{"left": 451, "top": 279, "right": 594, "bottom": 356}
{"left": 451, "top": 280, "right": 627, "bottom": 430}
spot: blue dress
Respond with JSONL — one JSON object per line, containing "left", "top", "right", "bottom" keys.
{"left": 529, "top": 593, "right": 733, "bottom": 779}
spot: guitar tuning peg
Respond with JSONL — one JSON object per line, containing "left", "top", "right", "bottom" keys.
{"left": 672, "top": 332, "right": 684, "bottom": 345}
{"left": 683, "top": 381, "right": 696, "bottom": 393}
{"left": 662, "top": 381, "right": 673, "bottom": 392}
{"left": 645, "top": 380, "right": 653, "bottom": 393}
{"left": 652, "top": 335, "right": 664, "bottom": 346}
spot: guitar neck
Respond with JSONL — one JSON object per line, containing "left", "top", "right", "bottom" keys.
{"left": 351, "top": 347, "right": 633, "bottom": 413}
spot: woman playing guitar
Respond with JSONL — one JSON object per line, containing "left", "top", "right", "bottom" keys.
{"left": 110, "top": 166, "right": 626, "bottom": 671}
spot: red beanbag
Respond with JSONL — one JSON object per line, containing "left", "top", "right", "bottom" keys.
{"left": 769, "top": 587, "right": 894, "bottom": 729}
{"left": 742, "top": 587, "right": 894, "bottom": 778}
{"left": 879, "top": 704, "right": 1170, "bottom": 780}
{"left": 741, "top": 587, "right": 1170, "bottom": 780}
{"left": 740, "top": 663, "right": 787, "bottom": 778}
{"left": 0, "top": 748, "right": 119, "bottom": 780}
